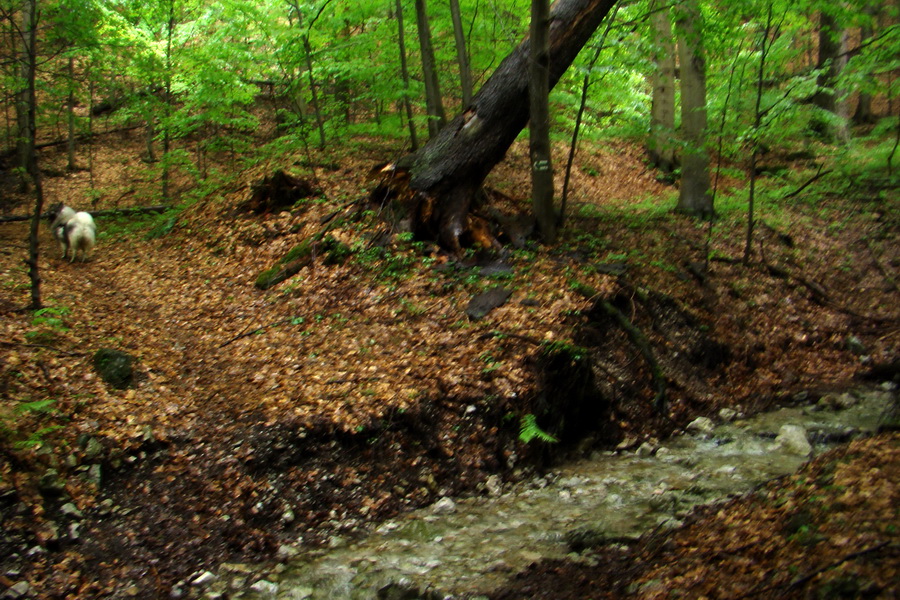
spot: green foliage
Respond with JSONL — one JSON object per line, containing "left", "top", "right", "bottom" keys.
{"left": 519, "top": 413, "right": 558, "bottom": 444}
{"left": 0, "top": 398, "right": 62, "bottom": 451}
{"left": 541, "top": 339, "right": 588, "bottom": 362}
{"left": 26, "top": 306, "right": 71, "bottom": 343}
{"left": 145, "top": 215, "right": 179, "bottom": 240}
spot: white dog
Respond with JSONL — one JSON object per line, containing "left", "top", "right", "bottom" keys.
{"left": 48, "top": 204, "right": 96, "bottom": 262}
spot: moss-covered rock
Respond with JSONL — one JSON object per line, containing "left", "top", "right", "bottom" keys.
{"left": 93, "top": 348, "right": 135, "bottom": 389}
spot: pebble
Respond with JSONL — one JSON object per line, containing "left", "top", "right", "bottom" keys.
{"left": 686, "top": 417, "right": 715, "bottom": 435}
{"left": 60, "top": 503, "right": 83, "bottom": 519}
{"left": 191, "top": 571, "right": 217, "bottom": 587}
{"left": 484, "top": 474, "right": 502, "bottom": 497}
{"left": 276, "top": 544, "right": 299, "bottom": 560}
{"left": 432, "top": 497, "right": 456, "bottom": 514}
{"left": 249, "top": 580, "right": 278, "bottom": 595}
{"left": 718, "top": 408, "right": 739, "bottom": 422}
{"left": 636, "top": 442, "right": 657, "bottom": 457}
{"left": 4, "top": 581, "right": 33, "bottom": 599}
{"left": 774, "top": 424, "right": 812, "bottom": 456}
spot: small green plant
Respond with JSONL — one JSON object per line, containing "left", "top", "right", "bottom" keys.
{"left": 541, "top": 339, "right": 588, "bottom": 362}
{"left": 0, "top": 398, "right": 63, "bottom": 450}
{"left": 480, "top": 351, "right": 500, "bottom": 374}
{"left": 650, "top": 259, "right": 678, "bottom": 273}
{"left": 26, "top": 305, "right": 71, "bottom": 343}
{"left": 144, "top": 215, "right": 178, "bottom": 240}
{"left": 519, "top": 414, "right": 558, "bottom": 444}
{"left": 399, "top": 298, "right": 427, "bottom": 316}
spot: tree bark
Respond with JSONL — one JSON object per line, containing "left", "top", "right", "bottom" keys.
{"left": 449, "top": 0, "right": 474, "bottom": 107}
{"left": 674, "top": 0, "right": 712, "bottom": 217}
{"left": 744, "top": 0, "right": 774, "bottom": 265}
{"left": 67, "top": 56, "right": 77, "bottom": 172}
{"left": 530, "top": 0, "right": 556, "bottom": 243}
{"left": 814, "top": 11, "right": 850, "bottom": 142}
{"left": 409, "top": 0, "right": 617, "bottom": 252}
{"left": 21, "top": 0, "right": 44, "bottom": 310}
{"left": 647, "top": 1, "right": 676, "bottom": 174}
{"left": 414, "top": 0, "right": 446, "bottom": 138}
{"left": 394, "top": 0, "right": 419, "bottom": 150}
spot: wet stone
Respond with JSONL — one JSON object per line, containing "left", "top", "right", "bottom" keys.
{"left": 686, "top": 417, "right": 714, "bottom": 435}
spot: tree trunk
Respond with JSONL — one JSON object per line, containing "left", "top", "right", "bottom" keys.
{"left": 409, "top": 0, "right": 617, "bottom": 252}
{"left": 14, "top": 1, "right": 31, "bottom": 194}
{"left": 814, "top": 11, "right": 850, "bottom": 142}
{"left": 449, "top": 0, "right": 474, "bottom": 107}
{"left": 674, "top": 0, "right": 712, "bottom": 217}
{"left": 647, "top": 1, "right": 676, "bottom": 174}
{"left": 813, "top": 11, "right": 840, "bottom": 115}
{"left": 853, "top": 6, "right": 876, "bottom": 125}
{"left": 530, "top": 0, "right": 556, "bottom": 243}
{"left": 561, "top": 4, "right": 618, "bottom": 228}
{"left": 161, "top": 0, "right": 175, "bottom": 202}
{"left": 21, "top": 0, "right": 44, "bottom": 310}
{"left": 395, "top": 0, "right": 419, "bottom": 150}
{"left": 744, "top": 0, "right": 774, "bottom": 265}
{"left": 414, "top": 0, "right": 446, "bottom": 138}
{"left": 67, "top": 56, "right": 77, "bottom": 172}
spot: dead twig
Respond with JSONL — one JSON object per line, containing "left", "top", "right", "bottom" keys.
{"left": 783, "top": 164, "right": 832, "bottom": 199}
{"left": 218, "top": 318, "right": 292, "bottom": 348}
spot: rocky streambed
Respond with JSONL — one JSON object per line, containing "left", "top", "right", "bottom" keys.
{"left": 182, "top": 387, "right": 896, "bottom": 600}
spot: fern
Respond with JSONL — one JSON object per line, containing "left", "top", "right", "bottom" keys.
{"left": 519, "top": 414, "right": 558, "bottom": 444}
{"left": 14, "top": 398, "right": 57, "bottom": 415}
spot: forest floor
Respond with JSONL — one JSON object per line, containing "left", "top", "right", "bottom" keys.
{"left": 0, "top": 127, "right": 898, "bottom": 599}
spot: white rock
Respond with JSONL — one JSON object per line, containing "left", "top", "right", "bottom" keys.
{"left": 636, "top": 442, "right": 657, "bottom": 457}
{"left": 485, "top": 474, "right": 503, "bottom": 497}
{"left": 276, "top": 544, "right": 299, "bottom": 560}
{"left": 250, "top": 580, "right": 279, "bottom": 596}
{"left": 686, "top": 417, "right": 715, "bottom": 435}
{"left": 60, "top": 502, "right": 84, "bottom": 519}
{"left": 5, "top": 581, "right": 33, "bottom": 599}
{"left": 432, "top": 496, "right": 456, "bottom": 514}
{"left": 718, "top": 408, "right": 739, "bottom": 422}
{"left": 190, "top": 571, "right": 217, "bottom": 587}
{"left": 774, "top": 424, "right": 812, "bottom": 456}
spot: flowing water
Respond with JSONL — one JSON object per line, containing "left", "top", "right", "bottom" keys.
{"left": 199, "top": 388, "right": 894, "bottom": 600}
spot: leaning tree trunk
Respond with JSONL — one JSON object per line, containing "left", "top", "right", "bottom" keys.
{"left": 408, "top": 0, "right": 617, "bottom": 252}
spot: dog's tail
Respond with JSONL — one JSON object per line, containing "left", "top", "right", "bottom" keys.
{"left": 66, "top": 212, "right": 96, "bottom": 262}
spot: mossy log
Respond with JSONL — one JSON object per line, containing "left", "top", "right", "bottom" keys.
{"left": 254, "top": 235, "right": 350, "bottom": 290}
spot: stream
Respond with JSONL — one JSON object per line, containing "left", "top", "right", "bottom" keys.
{"left": 192, "top": 387, "right": 894, "bottom": 600}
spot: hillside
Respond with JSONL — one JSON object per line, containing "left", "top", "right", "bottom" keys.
{"left": 1, "top": 129, "right": 898, "bottom": 598}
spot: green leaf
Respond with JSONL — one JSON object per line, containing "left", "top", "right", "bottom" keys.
{"left": 519, "top": 414, "right": 558, "bottom": 444}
